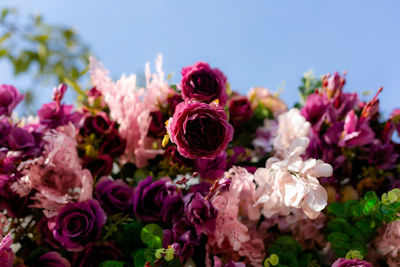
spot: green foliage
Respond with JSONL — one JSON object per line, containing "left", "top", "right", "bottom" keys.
{"left": 266, "top": 236, "right": 320, "bottom": 267}
{"left": 129, "top": 223, "right": 176, "bottom": 266}
{"left": 132, "top": 248, "right": 154, "bottom": 267}
{"left": 102, "top": 213, "right": 132, "bottom": 241}
{"left": 253, "top": 101, "right": 273, "bottom": 122}
{"left": 155, "top": 247, "right": 175, "bottom": 261}
{"left": 99, "top": 261, "right": 126, "bottom": 267}
{"left": 0, "top": 7, "right": 90, "bottom": 109}
{"left": 264, "top": 254, "right": 279, "bottom": 267}
{"left": 326, "top": 189, "right": 400, "bottom": 258}
{"left": 296, "top": 70, "right": 322, "bottom": 107}
{"left": 140, "top": 223, "right": 163, "bottom": 249}
{"left": 118, "top": 221, "right": 145, "bottom": 257}
{"left": 345, "top": 250, "right": 364, "bottom": 260}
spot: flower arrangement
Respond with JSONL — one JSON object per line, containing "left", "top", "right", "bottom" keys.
{"left": 1, "top": 55, "right": 400, "bottom": 267}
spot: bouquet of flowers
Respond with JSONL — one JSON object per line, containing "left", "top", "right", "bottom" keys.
{"left": 1, "top": 55, "right": 400, "bottom": 267}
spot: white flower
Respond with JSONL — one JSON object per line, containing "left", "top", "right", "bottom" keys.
{"left": 254, "top": 137, "right": 332, "bottom": 219}
{"left": 273, "top": 108, "right": 311, "bottom": 158}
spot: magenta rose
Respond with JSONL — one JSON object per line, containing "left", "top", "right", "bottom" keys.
{"left": 99, "top": 130, "right": 126, "bottom": 158}
{"left": 167, "top": 93, "right": 184, "bottom": 114}
{"left": 0, "top": 85, "right": 24, "bottom": 116}
{"left": 228, "top": 96, "right": 252, "bottom": 127}
{"left": 95, "top": 177, "right": 134, "bottom": 214}
{"left": 82, "top": 155, "right": 113, "bottom": 178}
{"left": 53, "top": 199, "right": 106, "bottom": 252}
{"left": 180, "top": 62, "right": 228, "bottom": 105}
{"left": 147, "top": 110, "right": 168, "bottom": 138}
{"left": 82, "top": 112, "right": 114, "bottom": 136}
{"left": 167, "top": 101, "right": 234, "bottom": 159}
{"left": 331, "top": 258, "right": 372, "bottom": 267}
{"left": 32, "top": 252, "right": 71, "bottom": 267}
{"left": 133, "top": 176, "right": 182, "bottom": 223}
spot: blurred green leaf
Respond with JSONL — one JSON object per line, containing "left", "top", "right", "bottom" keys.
{"left": 99, "top": 261, "right": 126, "bottom": 267}
{"left": 140, "top": 223, "right": 163, "bottom": 249}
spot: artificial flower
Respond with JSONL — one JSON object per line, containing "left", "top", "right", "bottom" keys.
{"left": 53, "top": 199, "right": 106, "bottom": 251}
{"left": 167, "top": 101, "right": 233, "bottom": 159}
{"left": 180, "top": 61, "right": 228, "bottom": 105}
{"left": 0, "top": 84, "right": 24, "bottom": 116}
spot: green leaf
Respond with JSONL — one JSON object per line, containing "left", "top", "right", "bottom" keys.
{"left": 253, "top": 102, "right": 272, "bottom": 121}
{"left": 362, "top": 192, "right": 378, "bottom": 215}
{"left": 31, "top": 34, "right": 49, "bottom": 43}
{"left": 272, "top": 236, "right": 302, "bottom": 256}
{"left": 327, "top": 202, "right": 346, "bottom": 217}
{"left": 0, "top": 49, "right": 7, "bottom": 57}
{"left": 328, "top": 232, "right": 351, "bottom": 257}
{"left": 120, "top": 221, "right": 144, "bottom": 255}
{"left": 0, "top": 32, "right": 12, "bottom": 43}
{"left": 99, "top": 260, "right": 126, "bottom": 267}
{"left": 140, "top": 223, "right": 163, "bottom": 249}
{"left": 132, "top": 249, "right": 147, "bottom": 267}
{"left": 1, "top": 9, "right": 9, "bottom": 19}
{"left": 326, "top": 218, "right": 351, "bottom": 233}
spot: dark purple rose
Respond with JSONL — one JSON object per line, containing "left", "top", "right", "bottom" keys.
{"left": 7, "top": 127, "right": 35, "bottom": 150}
{"left": 0, "top": 118, "right": 12, "bottom": 146}
{"left": 195, "top": 152, "right": 227, "bottom": 180}
{"left": 0, "top": 85, "right": 24, "bottom": 116}
{"left": 331, "top": 258, "right": 372, "bottom": 267}
{"left": 37, "top": 217, "right": 61, "bottom": 249}
{"left": 168, "top": 101, "right": 234, "bottom": 159}
{"left": 99, "top": 130, "right": 126, "bottom": 158}
{"left": 228, "top": 96, "right": 252, "bottom": 128}
{"left": 363, "top": 139, "right": 398, "bottom": 170}
{"left": 183, "top": 192, "right": 218, "bottom": 235}
{"left": 53, "top": 199, "right": 106, "bottom": 251}
{"left": 38, "top": 102, "right": 81, "bottom": 128}
{"left": 82, "top": 113, "right": 114, "bottom": 136}
{"left": 82, "top": 155, "right": 113, "bottom": 177}
{"left": 32, "top": 252, "right": 70, "bottom": 267}
{"left": 72, "top": 243, "right": 123, "bottom": 267}
{"left": 133, "top": 176, "right": 182, "bottom": 223}
{"left": 167, "top": 93, "right": 183, "bottom": 114}
{"left": 180, "top": 62, "right": 228, "bottom": 105}
{"left": 95, "top": 177, "right": 134, "bottom": 214}
{"left": 147, "top": 110, "right": 167, "bottom": 138}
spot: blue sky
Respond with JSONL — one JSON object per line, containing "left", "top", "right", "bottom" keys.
{"left": 1, "top": 0, "right": 400, "bottom": 115}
